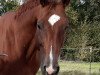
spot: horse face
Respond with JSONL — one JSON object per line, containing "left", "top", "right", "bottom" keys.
{"left": 37, "top": 0, "right": 69, "bottom": 75}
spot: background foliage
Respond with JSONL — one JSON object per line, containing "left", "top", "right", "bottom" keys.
{"left": 0, "top": 0, "right": 18, "bottom": 15}
{"left": 63, "top": 0, "right": 100, "bottom": 62}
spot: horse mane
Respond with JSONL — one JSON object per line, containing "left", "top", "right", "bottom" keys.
{"left": 40, "top": 0, "right": 70, "bottom": 7}
{"left": 15, "top": 0, "right": 40, "bottom": 18}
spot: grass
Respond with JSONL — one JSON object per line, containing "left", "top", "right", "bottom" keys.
{"left": 37, "top": 61, "right": 100, "bottom": 75}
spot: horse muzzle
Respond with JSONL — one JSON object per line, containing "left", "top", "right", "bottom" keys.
{"left": 42, "top": 65, "right": 60, "bottom": 75}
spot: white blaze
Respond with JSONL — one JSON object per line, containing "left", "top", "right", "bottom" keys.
{"left": 49, "top": 46, "right": 53, "bottom": 65}
{"left": 46, "top": 46, "right": 54, "bottom": 74}
{"left": 48, "top": 14, "right": 60, "bottom": 26}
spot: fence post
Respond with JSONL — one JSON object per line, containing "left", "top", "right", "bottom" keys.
{"left": 89, "top": 47, "right": 92, "bottom": 75}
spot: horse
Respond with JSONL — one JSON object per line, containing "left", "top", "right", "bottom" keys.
{"left": 0, "top": 0, "right": 70, "bottom": 75}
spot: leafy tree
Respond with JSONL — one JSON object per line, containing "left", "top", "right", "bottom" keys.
{"left": 62, "top": 0, "right": 100, "bottom": 61}
{"left": 64, "top": 0, "right": 100, "bottom": 48}
{"left": 0, "top": 0, "right": 18, "bottom": 15}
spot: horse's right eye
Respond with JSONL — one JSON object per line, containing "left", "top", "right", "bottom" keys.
{"left": 37, "top": 22, "right": 44, "bottom": 30}
{"left": 38, "top": 24, "right": 41, "bottom": 29}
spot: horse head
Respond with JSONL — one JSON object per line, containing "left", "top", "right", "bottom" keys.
{"left": 37, "top": 0, "right": 70, "bottom": 75}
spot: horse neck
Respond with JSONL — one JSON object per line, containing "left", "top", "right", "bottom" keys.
{"left": 15, "top": 1, "right": 40, "bottom": 26}
{"left": 15, "top": 9, "right": 37, "bottom": 26}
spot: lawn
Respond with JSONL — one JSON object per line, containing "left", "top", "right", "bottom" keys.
{"left": 37, "top": 61, "right": 100, "bottom": 75}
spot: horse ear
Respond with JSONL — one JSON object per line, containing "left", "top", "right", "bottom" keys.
{"left": 62, "top": 0, "right": 70, "bottom": 6}
{"left": 40, "top": 0, "right": 48, "bottom": 7}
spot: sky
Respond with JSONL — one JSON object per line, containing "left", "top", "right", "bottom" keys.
{"left": 5, "top": 0, "right": 24, "bottom": 5}
{"left": 80, "top": 0, "right": 85, "bottom": 4}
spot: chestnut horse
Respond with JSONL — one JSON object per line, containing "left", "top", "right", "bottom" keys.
{"left": 0, "top": 0, "right": 70, "bottom": 75}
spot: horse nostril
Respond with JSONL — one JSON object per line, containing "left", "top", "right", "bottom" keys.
{"left": 55, "top": 66, "right": 60, "bottom": 74}
{"left": 43, "top": 66, "right": 46, "bottom": 70}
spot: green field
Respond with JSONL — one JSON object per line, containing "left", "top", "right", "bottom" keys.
{"left": 59, "top": 61, "right": 100, "bottom": 75}
{"left": 37, "top": 61, "right": 100, "bottom": 75}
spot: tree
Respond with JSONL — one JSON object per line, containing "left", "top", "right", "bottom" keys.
{"left": 62, "top": 0, "right": 100, "bottom": 61}
{"left": 64, "top": 0, "right": 100, "bottom": 48}
{"left": 0, "top": 0, "right": 18, "bottom": 15}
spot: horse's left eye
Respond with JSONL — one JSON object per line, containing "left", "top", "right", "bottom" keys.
{"left": 63, "top": 25, "right": 67, "bottom": 31}
{"left": 64, "top": 23, "right": 69, "bottom": 30}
